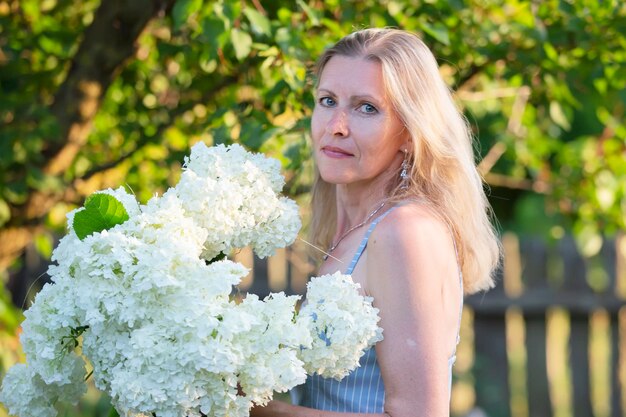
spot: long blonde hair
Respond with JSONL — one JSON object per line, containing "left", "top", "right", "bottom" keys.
{"left": 309, "top": 28, "right": 500, "bottom": 294}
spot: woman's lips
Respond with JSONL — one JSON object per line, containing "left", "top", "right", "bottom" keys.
{"left": 321, "top": 146, "right": 354, "bottom": 158}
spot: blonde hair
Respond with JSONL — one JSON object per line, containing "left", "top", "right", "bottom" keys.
{"left": 309, "top": 28, "right": 501, "bottom": 294}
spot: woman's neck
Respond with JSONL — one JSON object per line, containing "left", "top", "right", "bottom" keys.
{"left": 334, "top": 174, "right": 393, "bottom": 234}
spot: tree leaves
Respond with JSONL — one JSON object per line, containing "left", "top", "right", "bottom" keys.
{"left": 243, "top": 7, "right": 271, "bottom": 36}
{"left": 172, "top": 0, "right": 203, "bottom": 30}
{"left": 72, "top": 194, "right": 130, "bottom": 240}
{"left": 0, "top": 199, "right": 10, "bottom": 228}
{"left": 419, "top": 21, "right": 450, "bottom": 46}
{"left": 230, "top": 28, "right": 252, "bottom": 61}
{"left": 1, "top": 0, "right": 625, "bottom": 270}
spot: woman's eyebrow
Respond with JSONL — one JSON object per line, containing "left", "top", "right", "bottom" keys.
{"left": 317, "top": 89, "right": 383, "bottom": 103}
{"left": 316, "top": 88, "right": 336, "bottom": 96}
{"left": 351, "top": 94, "right": 382, "bottom": 103}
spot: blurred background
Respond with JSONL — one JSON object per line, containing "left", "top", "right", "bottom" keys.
{"left": 0, "top": 0, "right": 624, "bottom": 416}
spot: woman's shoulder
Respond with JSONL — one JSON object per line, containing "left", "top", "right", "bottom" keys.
{"left": 370, "top": 201, "right": 451, "bottom": 249}
{"left": 366, "top": 200, "right": 460, "bottom": 296}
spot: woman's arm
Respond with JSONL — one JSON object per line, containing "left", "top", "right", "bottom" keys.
{"left": 252, "top": 204, "right": 461, "bottom": 417}
{"left": 366, "top": 204, "right": 461, "bottom": 417}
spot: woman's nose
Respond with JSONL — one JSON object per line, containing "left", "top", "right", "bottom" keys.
{"left": 326, "top": 109, "right": 349, "bottom": 137}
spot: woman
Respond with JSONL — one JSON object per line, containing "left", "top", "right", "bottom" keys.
{"left": 252, "top": 28, "right": 500, "bottom": 417}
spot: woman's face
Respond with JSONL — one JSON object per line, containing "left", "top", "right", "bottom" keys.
{"left": 311, "top": 55, "right": 408, "bottom": 187}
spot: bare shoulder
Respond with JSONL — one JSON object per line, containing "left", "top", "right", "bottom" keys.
{"left": 366, "top": 202, "right": 458, "bottom": 294}
{"left": 369, "top": 202, "right": 452, "bottom": 253}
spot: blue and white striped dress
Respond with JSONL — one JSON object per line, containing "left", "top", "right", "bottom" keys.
{"left": 296, "top": 206, "right": 464, "bottom": 413}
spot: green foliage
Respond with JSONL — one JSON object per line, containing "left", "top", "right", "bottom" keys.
{"left": 0, "top": 284, "right": 24, "bottom": 376}
{"left": 0, "top": 0, "right": 624, "bottom": 258}
{"left": 72, "top": 194, "right": 129, "bottom": 240}
{"left": 0, "top": 0, "right": 100, "bottom": 203}
{"left": 0, "top": 200, "right": 9, "bottom": 228}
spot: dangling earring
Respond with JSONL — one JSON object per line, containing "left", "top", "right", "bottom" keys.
{"left": 400, "top": 149, "right": 410, "bottom": 190}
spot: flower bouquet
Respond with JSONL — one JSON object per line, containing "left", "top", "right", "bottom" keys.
{"left": 0, "top": 143, "right": 383, "bottom": 417}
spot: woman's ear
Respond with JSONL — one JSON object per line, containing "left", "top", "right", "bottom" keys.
{"left": 403, "top": 139, "right": 413, "bottom": 153}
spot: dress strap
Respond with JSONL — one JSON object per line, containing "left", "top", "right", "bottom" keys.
{"left": 344, "top": 206, "right": 398, "bottom": 275}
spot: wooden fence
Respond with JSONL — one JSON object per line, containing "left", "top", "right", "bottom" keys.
{"left": 233, "top": 233, "right": 626, "bottom": 417}
{"left": 465, "top": 234, "right": 626, "bottom": 417}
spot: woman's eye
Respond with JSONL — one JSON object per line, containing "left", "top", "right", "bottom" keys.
{"left": 319, "top": 97, "right": 336, "bottom": 107}
{"left": 359, "top": 103, "right": 378, "bottom": 114}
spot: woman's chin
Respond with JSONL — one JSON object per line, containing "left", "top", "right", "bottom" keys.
{"left": 319, "top": 174, "right": 352, "bottom": 185}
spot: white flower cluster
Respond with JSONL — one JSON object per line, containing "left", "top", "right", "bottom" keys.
{"left": 0, "top": 144, "right": 383, "bottom": 417}
{"left": 169, "top": 142, "right": 301, "bottom": 260}
{"left": 298, "top": 272, "right": 384, "bottom": 380}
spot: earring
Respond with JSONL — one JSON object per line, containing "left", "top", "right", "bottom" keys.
{"left": 400, "top": 149, "right": 410, "bottom": 190}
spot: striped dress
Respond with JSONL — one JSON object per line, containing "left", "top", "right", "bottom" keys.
{"left": 295, "top": 205, "right": 464, "bottom": 413}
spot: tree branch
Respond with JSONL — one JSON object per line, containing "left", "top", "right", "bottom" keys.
{"left": 475, "top": 86, "right": 531, "bottom": 176}
{"left": 251, "top": 0, "right": 267, "bottom": 14}
{"left": 76, "top": 73, "right": 243, "bottom": 183}
{"left": 42, "top": 0, "right": 176, "bottom": 178}
{"left": 0, "top": 226, "right": 42, "bottom": 272}
{"left": 20, "top": 0, "right": 176, "bottom": 222}
{"left": 456, "top": 62, "right": 487, "bottom": 91}
{"left": 0, "top": 0, "right": 176, "bottom": 271}
{"left": 484, "top": 173, "right": 551, "bottom": 194}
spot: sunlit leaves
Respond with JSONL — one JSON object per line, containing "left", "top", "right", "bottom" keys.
{"left": 419, "top": 20, "right": 450, "bottom": 46}
{"left": 296, "top": 0, "right": 321, "bottom": 26}
{"left": 172, "top": 0, "right": 203, "bottom": 30}
{"left": 549, "top": 101, "right": 571, "bottom": 131}
{"left": 0, "top": 199, "right": 9, "bottom": 228}
{"left": 34, "top": 232, "right": 54, "bottom": 259}
{"left": 230, "top": 28, "right": 253, "bottom": 61}
{"left": 244, "top": 7, "right": 271, "bottom": 36}
{"left": 1, "top": 0, "right": 625, "bottom": 261}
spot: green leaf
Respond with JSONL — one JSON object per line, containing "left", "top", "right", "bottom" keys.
{"left": 543, "top": 43, "right": 558, "bottom": 61}
{"left": 387, "top": 1, "right": 404, "bottom": 17}
{"left": 575, "top": 223, "right": 603, "bottom": 257}
{"left": 231, "top": 28, "right": 252, "bottom": 61}
{"left": 4, "top": 182, "right": 28, "bottom": 205}
{"left": 172, "top": 0, "right": 203, "bottom": 30}
{"left": 549, "top": 101, "right": 571, "bottom": 130}
{"left": 296, "top": 0, "right": 321, "bottom": 26}
{"left": 73, "top": 194, "right": 130, "bottom": 240}
{"left": 26, "top": 167, "right": 64, "bottom": 192}
{"left": 21, "top": 0, "right": 42, "bottom": 30}
{"left": 34, "top": 233, "right": 54, "bottom": 259}
{"left": 0, "top": 199, "right": 10, "bottom": 228}
{"left": 38, "top": 36, "right": 64, "bottom": 55}
{"left": 0, "top": 285, "right": 24, "bottom": 330}
{"left": 593, "top": 78, "right": 608, "bottom": 95}
{"left": 420, "top": 21, "right": 450, "bottom": 45}
{"left": 202, "top": 17, "right": 226, "bottom": 50}
{"left": 243, "top": 7, "right": 271, "bottom": 36}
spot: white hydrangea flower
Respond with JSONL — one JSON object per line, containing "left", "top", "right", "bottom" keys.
{"left": 0, "top": 360, "right": 86, "bottom": 417}
{"left": 251, "top": 197, "right": 302, "bottom": 258}
{"left": 0, "top": 144, "right": 382, "bottom": 417}
{"left": 298, "top": 272, "right": 384, "bottom": 380}
{"left": 233, "top": 293, "right": 311, "bottom": 405}
{"left": 19, "top": 279, "right": 86, "bottom": 386}
{"left": 172, "top": 142, "right": 300, "bottom": 259}
{"left": 183, "top": 142, "right": 284, "bottom": 193}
